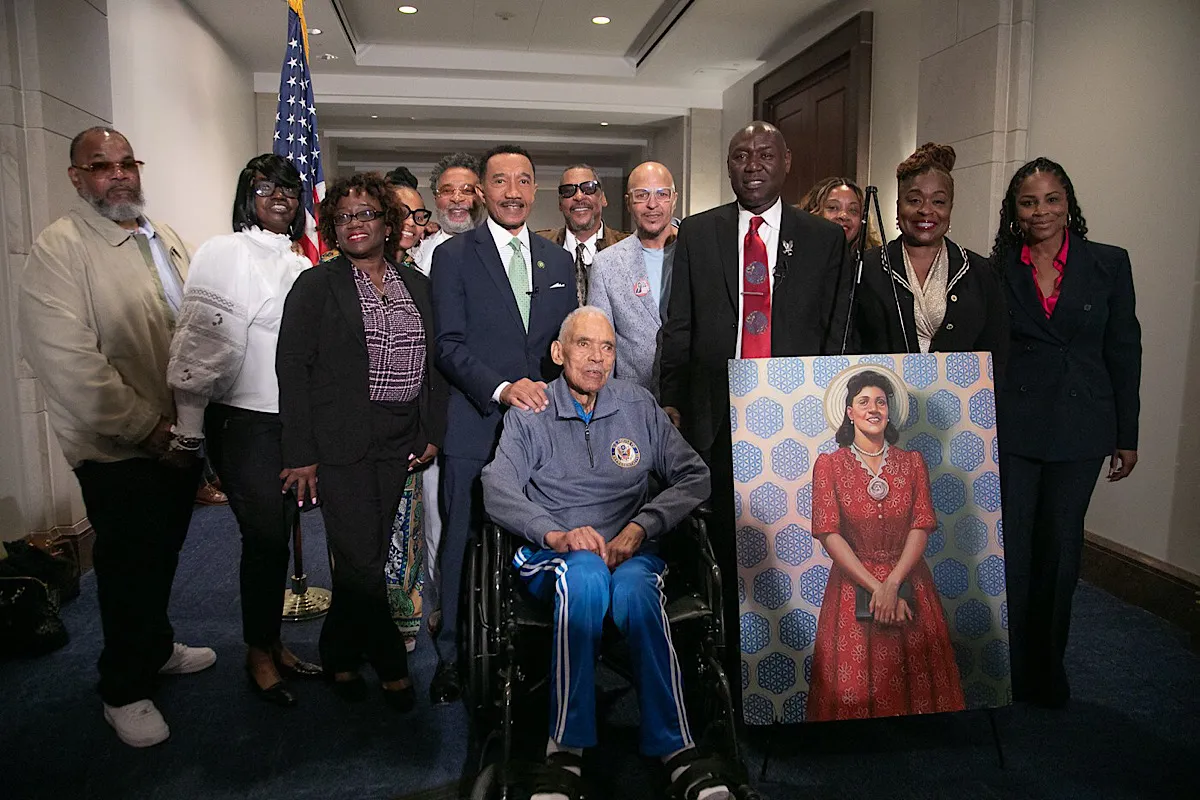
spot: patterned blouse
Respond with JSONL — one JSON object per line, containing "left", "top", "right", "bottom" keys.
{"left": 352, "top": 264, "right": 425, "bottom": 403}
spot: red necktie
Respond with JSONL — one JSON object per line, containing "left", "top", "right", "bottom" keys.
{"left": 741, "top": 216, "right": 771, "bottom": 358}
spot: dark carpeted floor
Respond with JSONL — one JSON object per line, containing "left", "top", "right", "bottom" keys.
{"left": 1, "top": 504, "right": 1197, "bottom": 799}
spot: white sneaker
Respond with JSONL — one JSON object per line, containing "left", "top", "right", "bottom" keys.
{"left": 158, "top": 643, "right": 217, "bottom": 675}
{"left": 103, "top": 700, "right": 170, "bottom": 748}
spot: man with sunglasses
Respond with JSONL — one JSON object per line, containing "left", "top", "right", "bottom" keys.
{"left": 537, "top": 164, "right": 628, "bottom": 306}
{"left": 18, "top": 127, "right": 214, "bottom": 748}
{"left": 588, "top": 162, "right": 680, "bottom": 395}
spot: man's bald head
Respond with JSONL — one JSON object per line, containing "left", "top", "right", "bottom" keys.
{"left": 626, "top": 161, "right": 677, "bottom": 239}
{"left": 727, "top": 120, "right": 791, "bottom": 214}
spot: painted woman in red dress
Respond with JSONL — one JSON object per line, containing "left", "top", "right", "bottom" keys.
{"left": 806, "top": 368, "right": 964, "bottom": 721}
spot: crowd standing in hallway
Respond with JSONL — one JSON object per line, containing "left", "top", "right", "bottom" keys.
{"left": 15, "top": 120, "right": 1140, "bottom": 796}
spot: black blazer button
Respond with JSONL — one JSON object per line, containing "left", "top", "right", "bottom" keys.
{"left": 950, "top": 294, "right": 958, "bottom": 302}
{"left": 1084, "top": 304, "right": 1092, "bottom": 311}
{"left": 1019, "top": 385, "right": 1028, "bottom": 393}
{"left": 1060, "top": 346, "right": 1067, "bottom": 353}
{"left": 1024, "top": 344, "right": 1034, "bottom": 352}
{"left": 945, "top": 322, "right": 954, "bottom": 330}
{"left": 1070, "top": 389, "right": 1078, "bottom": 397}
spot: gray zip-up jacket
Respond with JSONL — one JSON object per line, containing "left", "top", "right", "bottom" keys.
{"left": 481, "top": 376, "right": 710, "bottom": 549}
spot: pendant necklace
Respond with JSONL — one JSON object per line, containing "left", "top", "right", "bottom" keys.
{"left": 852, "top": 442, "right": 890, "bottom": 501}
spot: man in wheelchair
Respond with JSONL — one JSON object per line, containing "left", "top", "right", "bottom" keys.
{"left": 482, "top": 307, "right": 732, "bottom": 800}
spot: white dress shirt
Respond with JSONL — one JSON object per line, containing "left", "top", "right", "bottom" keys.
{"left": 414, "top": 227, "right": 453, "bottom": 277}
{"left": 486, "top": 216, "right": 532, "bottom": 402}
{"left": 564, "top": 224, "right": 603, "bottom": 266}
{"left": 735, "top": 198, "right": 783, "bottom": 358}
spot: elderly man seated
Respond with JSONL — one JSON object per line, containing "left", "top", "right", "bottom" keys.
{"left": 481, "top": 307, "right": 730, "bottom": 800}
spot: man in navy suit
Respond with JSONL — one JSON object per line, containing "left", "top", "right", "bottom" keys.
{"left": 430, "top": 144, "right": 577, "bottom": 703}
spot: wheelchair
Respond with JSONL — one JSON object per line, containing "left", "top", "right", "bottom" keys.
{"left": 463, "top": 513, "right": 760, "bottom": 800}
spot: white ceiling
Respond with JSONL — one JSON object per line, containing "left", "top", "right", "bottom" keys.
{"left": 185, "top": 0, "right": 829, "bottom": 168}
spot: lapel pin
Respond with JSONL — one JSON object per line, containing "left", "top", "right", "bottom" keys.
{"left": 536, "top": 260, "right": 545, "bottom": 269}
{"left": 782, "top": 240, "right": 794, "bottom": 256}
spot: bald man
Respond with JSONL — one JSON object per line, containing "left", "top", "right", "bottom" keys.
{"left": 587, "top": 161, "right": 679, "bottom": 394}
{"left": 658, "top": 121, "right": 854, "bottom": 715}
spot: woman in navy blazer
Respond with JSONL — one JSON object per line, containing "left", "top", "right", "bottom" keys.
{"left": 992, "top": 157, "right": 1141, "bottom": 707}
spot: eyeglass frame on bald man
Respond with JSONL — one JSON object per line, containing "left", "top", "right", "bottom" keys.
{"left": 71, "top": 159, "right": 144, "bottom": 177}
{"left": 628, "top": 187, "right": 675, "bottom": 204}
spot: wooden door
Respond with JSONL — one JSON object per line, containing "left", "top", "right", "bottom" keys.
{"left": 755, "top": 13, "right": 873, "bottom": 204}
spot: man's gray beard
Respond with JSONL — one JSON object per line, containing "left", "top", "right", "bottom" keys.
{"left": 437, "top": 203, "right": 484, "bottom": 235}
{"left": 82, "top": 188, "right": 145, "bottom": 224}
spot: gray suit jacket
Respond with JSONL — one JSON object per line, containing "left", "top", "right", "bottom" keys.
{"left": 588, "top": 233, "right": 675, "bottom": 395}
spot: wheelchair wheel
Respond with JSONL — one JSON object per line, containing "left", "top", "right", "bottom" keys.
{"left": 465, "top": 536, "right": 491, "bottom": 720}
{"left": 468, "top": 763, "right": 501, "bottom": 800}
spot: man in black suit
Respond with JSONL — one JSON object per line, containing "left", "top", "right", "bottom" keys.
{"left": 660, "top": 121, "right": 854, "bottom": 712}
{"left": 430, "top": 144, "right": 577, "bottom": 703}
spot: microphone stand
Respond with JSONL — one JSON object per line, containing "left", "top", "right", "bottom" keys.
{"left": 839, "top": 186, "right": 875, "bottom": 355}
{"left": 868, "top": 188, "right": 913, "bottom": 353}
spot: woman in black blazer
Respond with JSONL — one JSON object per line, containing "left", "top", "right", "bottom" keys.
{"left": 277, "top": 172, "right": 446, "bottom": 711}
{"left": 855, "top": 143, "right": 1009, "bottom": 379}
{"left": 992, "top": 157, "right": 1141, "bottom": 708}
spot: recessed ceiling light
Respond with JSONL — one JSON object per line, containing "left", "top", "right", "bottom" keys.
{"left": 398, "top": 5, "right": 418, "bottom": 13}
{"left": 599, "top": 121, "right": 609, "bottom": 126}
{"left": 591, "top": 16, "right": 611, "bottom": 25}
{"left": 309, "top": 27, "right": 322, "bottom": 35}
{"left": 318, "top": 53, "right": 338, "bottom": 60}
{"left": 371, "top": 115, "right": 379, "bottom": 119}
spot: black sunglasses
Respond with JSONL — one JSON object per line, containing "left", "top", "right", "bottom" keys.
{"left": 557, "top": 180, "right": 602, "bottom": 199}
{"left": 253, "top": 180, "right": 301, "bottom": 199}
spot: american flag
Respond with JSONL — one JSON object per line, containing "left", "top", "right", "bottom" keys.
{"left": 273, "top": 0, "right": 324, "bottom": 263}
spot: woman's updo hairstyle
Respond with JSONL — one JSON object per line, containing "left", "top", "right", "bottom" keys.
{"left": 896, "top": 142, "right": 956, "bottom": 197}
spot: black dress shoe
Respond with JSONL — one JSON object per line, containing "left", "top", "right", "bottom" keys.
{"left": 246, "top": 670, "right": 297, "bottom": 707}
{"left": 382, "top": 683, "right": 416, "bottom": 713}
{"left": 277, "top": 658, "right": 324, "bottom": 679}
{"left": 429, "top": 663, "right": 461, "bottom": 705}
{"left": 328, "top": 672, "right": 368, "bottom": 702}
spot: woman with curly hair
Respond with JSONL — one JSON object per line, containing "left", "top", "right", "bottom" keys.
{"left": 277, "top": 172, "right": 447, "bottom": 711}
{"left": 798, "top": 176, "right": 881, "bottom": 251}
{"left": 991, "top": 157, "right": 1141, "bottom": 707}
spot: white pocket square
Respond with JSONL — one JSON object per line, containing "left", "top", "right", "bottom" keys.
{"left": 550, "top": 282, "right": 566, "bottom": 289}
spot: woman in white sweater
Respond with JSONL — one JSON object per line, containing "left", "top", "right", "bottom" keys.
{"left": 167, "top": 154, "right": 321, "bottom": 706}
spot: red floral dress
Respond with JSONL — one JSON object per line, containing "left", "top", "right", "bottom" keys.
{"left": 805, "top": 446, "right": 965, "bottom": 721}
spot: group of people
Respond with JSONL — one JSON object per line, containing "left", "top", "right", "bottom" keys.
{"left": 17, "top": 118, "right": 1139, "bottom": 796}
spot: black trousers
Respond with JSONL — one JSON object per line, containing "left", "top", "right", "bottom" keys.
{"left": 316, "top": 401, "right": 418, "bottom": 681}
{"left": 434, "top": 453, "right": 487, "bottom": 665}
{"left": 1000, "top": 453, "right": 1104, "bottom": 703}
{"left": 75, "top": 457, "right": 202, "bottom": 706}
{"left": 204, "top": 404, "right": 295, "bottom": 650}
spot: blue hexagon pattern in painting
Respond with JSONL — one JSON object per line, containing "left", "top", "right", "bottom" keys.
{"left": 953, "top": 641, "right": 974, "bottom": 678}
{"left": 767, "top": 358, "right": 806, "bottom": 393}
{"left": 953, "top": 514, "right": 988, "bottom": 556}
{"left": 736, "top": 526, "right": 768, "bottom": 569}
{"left": 779, "top": 607, "right": 818, "bottom": 651}
{"left": 903, "top": 392, "right": 919, "bottom": 429}
{"left": 973, "top": 471, "right": 1002, "bottom": 513}
{"left": 905, "top": 431, "right": 944, "bottom": 469}
{"left": 1000, "top": 600, "right": 1008, "bottom": 630}
{"left": 902, "top": 352, "right": 938, "bottom": 388}
{"left": 740, "top": 611, "right": 771, "bottom": 654}
{"left": 949, "top": 431, "right": 985, "bottom": 472}
{"left": 803, "top": 653, "right": 814, "bottom": 685}
{"left": 743, "top": 693, "right": 775, "bottom": 725}
{"left": 996, "top": 518, "right": 1004, "bottom": 547}
{"left": 977, "top": 555, "right": 1006, "bottom": 597}
{"left": 924, "top": 521, "right": 946, "bottom": 557}
{"left": 933, "top": 558, "right": 969, "bottom": 599}
{"left": 730, "top": 404, "right": 738, "bottom": 435}
{"left": 746, "top": 397, "right": 784, "bottom": 439}
{"left": 981, "top": 638, "right": 1010, "bottom": 679}
{"left": 749, "top": 482, "right": 788, "bottom": 525}
{"left": 783, "top": 691, "right": 809, "bottom": 722}
{"left": 965, "top": 682, "right": 997, "bottom": 708}
{"left": 757, "top": 652, "right": 797, "bottom": 694}
{"left": 813, "top": 355, "right": 850, "bottom": 388}
{"left": 792, "top": 395, "right": 827, "bottom": 437}
{"left": 926, "top": 389, "right": 962, "bottom": 430}
{"left": 753, "top": 567, "right": 793, "bottom": 610}
{"left": 798, "top": 564, "right": 830, "bottom": 606}
{"left": 741, "top": 660, "right": 750, "bottom": 691}
{"left": 931, "top": 472, "right": 966, "bottom": 514}
{"left": 729, "top": 359, "right": 759, "bottom": 397}
{"left": 991, "top": 434, "right": 1000, "bottom": 465}
{"left": 946, "top": 352, "right": 981, "bottom": 388}
{"left": 738, "top": 575, "right": 746, "bottom": 604}
{"left": 857, "top": 354, "right": 896, "bottom": 370}
{"left": 817, "top": 437, "right": 839, "bottom": 455}
{"left": 771, "top": 439, "right": 810, "bottom": 481}
{"left": 970, "top": 387, "right": 997, "bottom": 428}
{"left": 734, "top": 489, "right": 743, "bottom": 521}
{"left": 731, "top": 440, "right": 763, "bottom": 483}
{"left": 955, "top": 598, "right": 993, "bottom": 639}
{"left": 775, "top": 523, "right": 813, "bottom": 566}
{"left": 794, "top": 482, "right": 813, "bottom": 519}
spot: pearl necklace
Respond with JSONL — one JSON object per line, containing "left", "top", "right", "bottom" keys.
{"left": 851, "top": 442, "right": 886, "bottom": 458}
{"left": 852, "top": 442, "right": 890, "bottom": 501}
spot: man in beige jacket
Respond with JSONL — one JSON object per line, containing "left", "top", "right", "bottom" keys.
{"left": 18, "top": 127, "right": 215, "bottom": 748}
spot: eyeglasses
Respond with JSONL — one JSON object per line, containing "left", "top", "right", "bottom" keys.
{"left": 332, "top": 209, "right": 385, "bottom": 226}
{"left": 557, "top": 180, "right": 602, "bottom": 199}
{"left": 253, "top": 180, "right": 301, "bottom": 199}
{"left": 402, "top": 207, "right": 432, "bottom": 226}
{"left": 628, "top": 187, "right": 675, "bottom": 204}
{"left": 435, "top": 183, "right": 477, "bottom": 198}
{"left": 72, "top": 159, "right": 144, "bottom": 176}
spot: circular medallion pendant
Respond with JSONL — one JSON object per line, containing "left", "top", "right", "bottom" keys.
{"left": 744, "top": 260, "right": 768, "bottom": 285}
{"left": 745, "top": 310, "right": 769, "bottom": 335}
{"left": 867, "top": 476, "right": 890, "bottom": 501}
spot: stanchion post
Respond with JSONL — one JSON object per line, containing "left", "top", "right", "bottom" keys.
{"left": 282, "top": 512, "right": 331, "bottom": 621}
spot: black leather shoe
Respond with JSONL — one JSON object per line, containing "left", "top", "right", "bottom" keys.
{"left": 277, "top": 658, "right": 324, "bottom": 679}
{"left": 328, "top": 672, "right": 368, "bottom": 702}
{"left": 429, "top": 663, "right": 461, "bottom": 705}
{"left": 246, "top": 670, "right": 297, "bottom": 707}
{"left": 382, "top": 682, "right": 416, "bottom": 713}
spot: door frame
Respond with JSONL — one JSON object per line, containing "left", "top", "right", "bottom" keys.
{"left": 754, "top": 12, "right": 874, "bottom": 184}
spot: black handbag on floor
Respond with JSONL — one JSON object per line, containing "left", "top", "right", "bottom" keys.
{"left": 0, "top": 574, "right": 69, "bottom": 658}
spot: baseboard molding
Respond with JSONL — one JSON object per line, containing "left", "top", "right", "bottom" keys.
{"left": 27, "top": 519, "right": 94, "bottom": 580}
{"left": 1081, "top": 531, "right": 1200, "bottom": 646}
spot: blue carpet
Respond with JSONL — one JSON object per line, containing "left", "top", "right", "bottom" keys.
{"left": 2, "top": 505, "right": 1198, "bottom": 799}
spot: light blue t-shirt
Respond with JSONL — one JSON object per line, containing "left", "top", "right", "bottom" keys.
{"left": 642, "top": 245, "right": 665, "bottom": 309}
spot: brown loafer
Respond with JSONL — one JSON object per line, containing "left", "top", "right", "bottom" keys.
{"left": 195, "top": 482, "right": 228, "bottom": 506}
